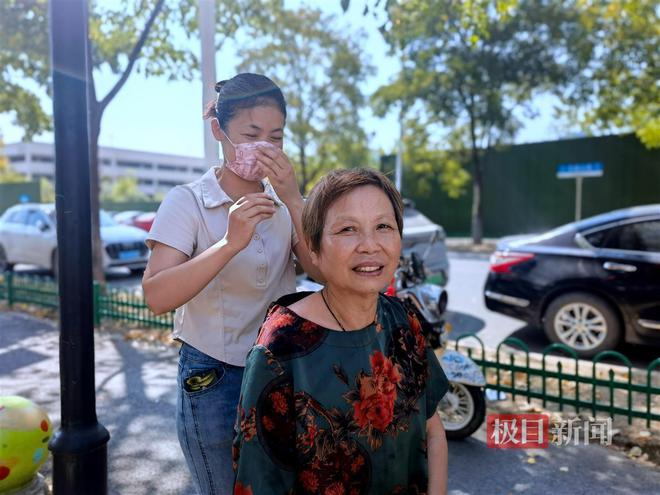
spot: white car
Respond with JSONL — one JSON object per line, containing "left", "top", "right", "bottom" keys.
{"left": 0, "top": 203, "right": 149, "bottom": 276}
{"left": 402, "top": 200, "right": 450, "bottom": 285}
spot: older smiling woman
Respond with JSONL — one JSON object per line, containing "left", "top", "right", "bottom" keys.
{"left": 233, "top": 168, "right": 449, "bottom": 494}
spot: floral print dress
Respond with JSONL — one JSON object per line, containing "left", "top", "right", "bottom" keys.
{"left": 233, "top": 292, "right": 449, "bottom": 495}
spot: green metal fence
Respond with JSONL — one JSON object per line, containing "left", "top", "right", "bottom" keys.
{"left": 95, "top": 284, "right": 173, "bottom": 329}
{"left": 2, "top": 272, "right": 658, "bottom": 426}
{"left": 0, "top": 272, "right": 172, "bottom": 329}
{"left": 453, "top": 334, "right": 660, "bottom": 428}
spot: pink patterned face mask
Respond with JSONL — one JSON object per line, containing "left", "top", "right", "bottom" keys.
{"left": 222, "top": 129, "right": 279, "bottom": 182}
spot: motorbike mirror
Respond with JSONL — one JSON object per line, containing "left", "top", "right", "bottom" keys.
{"left": 409, "top": 252, "right": 426, "bottom": 280}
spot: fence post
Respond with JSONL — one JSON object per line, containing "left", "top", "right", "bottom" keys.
{"left": 647, "top": 358, "right": 660, "bottom": 428}
{"left": 7, "top": 271, "right": 14, "bottom": 307}
{"left": 93, "top": 282, "right": 101, "bottom": 328}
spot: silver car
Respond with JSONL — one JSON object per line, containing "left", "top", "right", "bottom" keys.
{"left": 0, "top": 203, "right": 149, "bottom": 276}
{"left": 402, "top": 201, "right": 450, "bottom": 285}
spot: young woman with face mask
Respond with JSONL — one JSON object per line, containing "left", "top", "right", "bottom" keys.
{"left": 142, "top": 73, "right": 321, "bottom": 495}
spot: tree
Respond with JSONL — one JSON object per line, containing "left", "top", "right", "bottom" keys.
{"left": 40, "top": 177, "right": 55, "bottom": 202}
{"left": 400, "top": 117, "right": 470, "bottom": 199}
{"left": 0, "top": 2, "right": 51, "bottom": 140}
{"left": 1, "top": 0, "right": 260, "bottom": 281}
{"left": 237, "top": 3, "right": 375, "bottom": 193}
{"left": 372, "top": 0, "right": 585, "bottom": 244}
{"left": 101, "top": 175, "right": 148, "bottom": 202}
{"left": 0, "top": 136, "right": 27, "bottom": 183}
{"left": 562, "top": 0, "right": 659, "bottom": 149}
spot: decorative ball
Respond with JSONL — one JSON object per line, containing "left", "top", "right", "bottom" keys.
{"left": 0, "top": 396, "right": 52, "bottom": 492}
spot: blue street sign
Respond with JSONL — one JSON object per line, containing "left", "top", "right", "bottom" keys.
{"left": 556, "top": 162, "right": 604, "bottom": 179}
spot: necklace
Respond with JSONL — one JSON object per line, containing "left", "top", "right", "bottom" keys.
{"left": 320, "top": 289, "right": 377, "bottom": 332}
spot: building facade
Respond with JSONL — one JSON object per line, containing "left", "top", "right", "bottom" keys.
{"left": 5, "top": 141, "right": 208, "bottom": 196}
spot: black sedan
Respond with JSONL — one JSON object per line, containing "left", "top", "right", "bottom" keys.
{"left": 484, "top": 205, "right": 660, "bottom": 357}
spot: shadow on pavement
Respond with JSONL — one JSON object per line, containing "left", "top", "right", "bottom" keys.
{"left": 0, "top": 348, "right": 49, "bottom": 375}
{"left": 445, "top": 310, "right": 486, "bottom": 338}
{"left": 0, "top": 311, "right": 55, "bottom": 348}
{"left": 447, "top": 433, "right": 660, "bottom": 495}
{"left": 0, "top": 311, "right": 194, "bottom": 495}
{"left": 99, "top": 337, "right": 195, "bottom": 495}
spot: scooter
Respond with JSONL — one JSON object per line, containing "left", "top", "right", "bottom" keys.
{"left": 295, "top": 235, "right": 487, "bottom": 439}
{"left": 390, "top": 245, "right": 486, "bottom": 440}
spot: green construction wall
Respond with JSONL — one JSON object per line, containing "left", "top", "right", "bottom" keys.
{"left": 0, "top": 181, "right": 41, "bottom": 215}
{"left": 401, "top": 133, "right": 660, "bottom": 237}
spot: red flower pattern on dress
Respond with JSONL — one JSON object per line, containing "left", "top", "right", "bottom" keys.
{"left": 239, "top": 406, "right": 257, "bottom": 442}
{"left": 407, "top": 313, "right": 426, "bottom": 355}
{"left": 324, "top": 482, "right": 345, "bottom": 495}
{"left": 234, "top": 482, "right": 253, "bottom": 495}
{"left": 301, "top": 320, "right": 318, "bottom": 334}
{"left": 262, "top": 415, "right": 275, "bottom": 431}
{"left": 257, "top": 308, "right": 296, "bottom": 345}
{"left": 271, "top": 390, "right": 288, "bottom": 415}
{"left": 351, "top": 351, "right": 402, "bottom": 432}
{"left": 353, "top": 390, "right": 395, "bottom": 432}
{"left": 350, "top": 455, "right": 365, "bottom": 473}
{"left": 299, "top": 470, "right": 319, "bottom": 492}
{"left": 370, "top": 351, "right": 402, "bottom": 400}
{"left": 303, "top": 423, "right": 318, "bottom": 448}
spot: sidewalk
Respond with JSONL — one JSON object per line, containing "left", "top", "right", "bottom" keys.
{"left": 445, "top": 237, "right": 498, "bottom": 255}
{"left": 1, "top": 311, "right": 194, "bottom": 495}
{"left": 2, "top": 310, "right": 659, "bottom": 494}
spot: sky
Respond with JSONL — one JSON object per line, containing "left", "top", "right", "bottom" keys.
{"left": 0, "top": 0, "right": 576, "bottom": 161}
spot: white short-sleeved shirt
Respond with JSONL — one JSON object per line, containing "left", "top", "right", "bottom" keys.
{"left": 146, "top": 166, "right": 298, "bottom": 366}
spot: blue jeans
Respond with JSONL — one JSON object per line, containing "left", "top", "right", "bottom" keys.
{"left": 177, "top": 343, "right": 244, "bottom": 495}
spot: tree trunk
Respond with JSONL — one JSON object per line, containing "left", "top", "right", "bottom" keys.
{"left": 299, "top": 142, "right": 307, "bottom": 194}
{"left": 88, "top": 106, "right": 105, "bottom": 284}
{"left": 471, "top": 157, "right": 483, "bottom": 245}
{"left": 469, "top": 120, "right": 483, "bottom": 245}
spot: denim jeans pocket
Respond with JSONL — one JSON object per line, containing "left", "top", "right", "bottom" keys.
{"left": 180, "top": 356, "right": 226, "bottom": 397}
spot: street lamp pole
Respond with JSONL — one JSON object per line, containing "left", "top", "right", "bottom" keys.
{"left": 48, "top": 1, "right": 110, "bottom": 493}
{"left": 199, "top": 0, "right": 218, "bottom": 164}
{"left": 395, "top": 105, "right": 404, "bottom": 192}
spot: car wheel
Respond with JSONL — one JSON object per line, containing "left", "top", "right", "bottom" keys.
{"left": 543, "top": 292, "right": 621, "bottom": 358}
{"left": 0, "top": 245, "right": 13, "bottom": 272}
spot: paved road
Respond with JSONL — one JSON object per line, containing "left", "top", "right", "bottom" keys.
{"left": 2, "top": 311, "right": 659, "bottom": 494}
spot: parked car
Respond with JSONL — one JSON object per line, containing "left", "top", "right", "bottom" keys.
{"left": 132, "top": 211, "right": 156, "bottom": 232}
{"left": 0, "top": 203, "right": 150, "bottom": 276}
{"left": 402, "top": 200, "right": 450, "bottom": 285}
{"left": 112, "top": 210, "right": 144, "bottom": 226}
{"left": 484, "top": 205, "right": 660, "bottom": 357}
